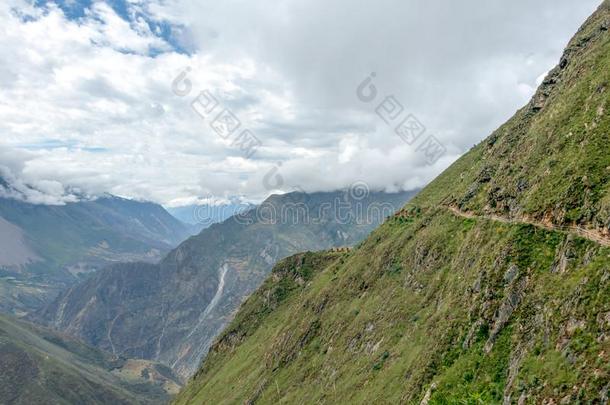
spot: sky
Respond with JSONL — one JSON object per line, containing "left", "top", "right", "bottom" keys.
{"left": 0, "top": 0, "right": 603, "bottom": 206}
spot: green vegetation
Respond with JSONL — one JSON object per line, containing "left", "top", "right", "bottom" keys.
{"left": 174, "top": 2, "right": 610, "bottom": 404}
{"left": 176, "top": 209, "right": 609, "bottom": 404}
{"left": 42, "top": 191, "right": 414, "bottom": 380}
{"left": 411, "top": 4, "right": 610, "bottom": 230}
{"left": 0, "top": 314, "right": 180, "bottom": 404}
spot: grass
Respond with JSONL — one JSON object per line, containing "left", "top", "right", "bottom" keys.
{"left": 175, "top": 209, "right": 610, "bottom": 404}
{"left": 174, "top": 3, "right": 610, "bottom": 403}
{"left": 0, "top": 314, "right": 175, "bottom": 404}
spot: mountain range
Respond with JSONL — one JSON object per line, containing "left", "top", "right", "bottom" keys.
{"left": 0, "top": 192, "right": 195, "bottom": 316}
{"left": 175, "top": 3, "right": 610, "bottom": 404}
{"left": 0, "top": 2, "right": 608, "bottom": 404}
{"left": 39, "top": 190, "right": 415, "bottom": 378}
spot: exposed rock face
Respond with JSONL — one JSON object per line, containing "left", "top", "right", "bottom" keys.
{"left": 40, "top": 191, "right": 415, "bottom": 378}
{"left": 484, "top": 273, "right": 527, "bottom": 353}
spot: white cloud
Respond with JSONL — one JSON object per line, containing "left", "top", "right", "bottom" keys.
{"left": 0, "top": 0, "right": 603, "bottom": 206}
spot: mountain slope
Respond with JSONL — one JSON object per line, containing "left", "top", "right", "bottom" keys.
{"left": 41, "top": 190, "right": 415, "bottom": 378}
{"left": 175, "top": 4, "right": 610, "bottom": 404}
{"left": 0, "top": 313, "right": 182, "bottom": 405}
{"left": 0, "top": 195, "right": 194, "bottom": 316}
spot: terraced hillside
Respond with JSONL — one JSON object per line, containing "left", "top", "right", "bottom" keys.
{"left": 175, "top": 3, "right": 610, "bottom": 404}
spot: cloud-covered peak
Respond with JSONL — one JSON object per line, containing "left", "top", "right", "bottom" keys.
{"left": 0, "top": 148, "right": 82, "bottom": 205}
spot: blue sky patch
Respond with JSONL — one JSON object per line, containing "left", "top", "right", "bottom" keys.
{"left": 32, "top": 0, "right": 192, "bottom": 55}
{"left": 19, "top": 139, "right": 109, "bottom": 153}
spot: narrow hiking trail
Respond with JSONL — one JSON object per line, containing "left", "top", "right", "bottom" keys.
{"left": 444, "top": 206, "right": 610, "bottom": 248}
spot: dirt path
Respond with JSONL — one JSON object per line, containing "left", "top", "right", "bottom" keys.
{"left": 444, "top": 206, "right": 610, "bottom": 248}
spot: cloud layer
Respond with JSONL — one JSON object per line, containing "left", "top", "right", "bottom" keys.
{"left": 0, "top": 0, "right": 602, "bottom": 205}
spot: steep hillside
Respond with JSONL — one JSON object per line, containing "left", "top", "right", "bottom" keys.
{"left": 0, "top": 313, "right": 182, "bottom": 405}
{"left": 0, "top": 194, "right": 194, "bottom": 316}
{"left": 41, "top": 190, "right": 414, "bottom": 378}
{"left": 175, "top": 3, "right": 610, "bottom": 404}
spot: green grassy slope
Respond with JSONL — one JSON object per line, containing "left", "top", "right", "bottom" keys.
{"left": 413, "top": 3, "right": 610, "bottom": 228}
{"left": 174, "top": 3, "right": 610, "bottom": 404}
{"left": 0, "top": 314, "right": 181, "bottom": 405}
